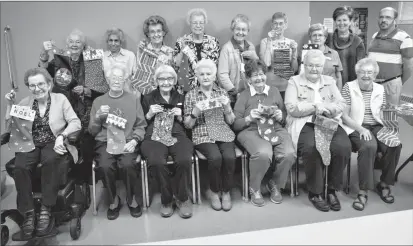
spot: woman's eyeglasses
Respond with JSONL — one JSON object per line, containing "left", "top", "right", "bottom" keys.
{"left": 28, "top": 82, "right": 47, "bottom": 90}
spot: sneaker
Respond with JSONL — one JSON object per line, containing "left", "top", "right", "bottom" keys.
{"left": 176, "top": 199, "right": 193, "bottom": 219}
{"left": 266, "top": 180, "right": 283, "bottom": 204}
{"left": 160, "top": 203, "right": 174, "bottom": 218}
{"left": 249, "top": 187, "right": 265, "bottom": 207}
{"left": 210, "top": 191, "right": 222, "bottom": 211}
{"left": 221, "top": 192, "right": 232, "bottom": 211}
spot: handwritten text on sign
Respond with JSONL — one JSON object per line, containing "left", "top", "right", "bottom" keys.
{"left": 10, "top": 105, "right": 36, "bottom": 121}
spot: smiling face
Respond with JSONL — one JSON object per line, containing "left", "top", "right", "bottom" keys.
{"left": 378, "top": 9, "right": 396, "bottom": 32}
{"left": 190, "top": 15, "right": 205, "bottom": 35}
{"left": 28, "top": 74, "right": 51, "bottom": 100}
{"left": 148, "top": 24, "right": 165, "bottom": 45}
{"left": 156, "top": 72, "right": 175, "bottom": 93}
{"left": 108, "top": 68, "right": 126, "bottom": 92}
{"left": 67, "top": 34, "right": 85, "bottom": 55}
{"left": 248, "top": 68, "right": 267, "bottom": 92}
{"left": 107, "top": 34, "right": 121, "bottom": 54}
{"left": 335, "top": 14, "right": 351, "bottom": 33}
{"left": 310, "top": 30, "right": 326, "bottom": 46}
{"left": 197, "top": 67, "right": 215, "bottom": 88}
{"left": 272, "top": 17, "right": 287, "bottom": 37}
{"left": 304, "top": 56, "right": 324, "bottom": 82}
{"left": 356, "top": 63, "right": 376, "bottom": 88}
{"left": 232, "top": 21, "right": 249, "bottom": 43}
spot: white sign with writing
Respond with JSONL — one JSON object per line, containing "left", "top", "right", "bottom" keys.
{"left": 198, "top": 97, "right": 222, "bottom": 111}
{"left": 323, "top": 18, "right": 334, "bottom": 33}
{"left": 10, "top": 105, "right": 36, "bottom": 121}
{"left": 106, "top": 113, "right": 127, "bottom": 129}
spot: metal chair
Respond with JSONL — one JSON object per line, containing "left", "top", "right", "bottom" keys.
{"left": 91, "top": 155, "right": 144, "bottom": 216}
{"left": 141, "top": 155, "right": 197, "bottom": 209}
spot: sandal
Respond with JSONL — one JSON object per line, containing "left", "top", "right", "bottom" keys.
{"left": 376, "top": 183, "right": 395, "bottom": 204}
{"left": 352, "top": 194, "right": 368, "bottom": 211}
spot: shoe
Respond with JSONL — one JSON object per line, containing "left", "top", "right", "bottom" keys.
{"left": 176, "top": 199, "right": 193, "bottom": 219}
{"left": 21, "top": 210, "right": 35, "bottom": 239}
{"left": 221, "top": 192, "right": 232, "bottom": 212}
{"left": 327, "top": 191, "right": 341, "bottom": 211}
{"left": 308, "top": 194, "right": 330, "bottom": 212}
{"left": 107, "top": 196, "right": 122, "bottom": 220}
{"left": 128, "top": 204, "right": 142, "bottom": 218}
{"left": 210, "top": 191, "right": 222, "bottom": 211}
{"left": 36, "top": 205, "right": 55, "bottom": 237}
{"left": 160, "top": 203, "right": 174, "bottom": 218}
{"left": 376, "top": 183, "right": 395, "bottom": 204}
{"left": 266, "top": 180, "right": 283, "bottom": 204}
{"left": 249, "top": 187, "right": 265, "bottom": 207}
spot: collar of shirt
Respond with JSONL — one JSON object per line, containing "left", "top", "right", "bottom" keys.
{"left": 105, "top": 48, "right": 126, "bottom": 57}
{"left": 323, "top": 45, "right": 332, "bottom": 55}
{"left": 231, "top": 37, "right": 250, "bottom": 53}
{"left": 250, "top": 84, "right": 270, "bottom": 96}
{"left": 376, "top": 27, "right": 399, "bottom": 39}
{"left": 196, "top": 84, "right": 220, "bottom": 96}
{"left": 153, "top": 87, "right": 180, "bottom": 104}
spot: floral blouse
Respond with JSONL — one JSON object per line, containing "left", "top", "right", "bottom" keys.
{"left": 32, "top": 96, "right": 55, "bottom": 145}
{"left": 173, "top": 33, "right": 220, "bottom": 90}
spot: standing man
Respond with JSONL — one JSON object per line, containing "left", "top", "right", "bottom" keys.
{"left": 368, "top": 7, "right": 413, "bottom": 105}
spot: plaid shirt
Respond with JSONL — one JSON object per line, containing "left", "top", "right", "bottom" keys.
{"left": 184, "top": 85, "right": 229, "bottom": 145}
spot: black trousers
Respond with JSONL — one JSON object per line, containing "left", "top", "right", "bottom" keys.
{"left": 141, "top": 135, "right": 194, "bottom": 204}
{"left": 349, "top": 125, "right": 402, "bottom": 188}
{"left": 195, "top": 142, "right": 236, "bottom": 193}
{"left": 14, "top": 142, "right": 71, "bottom": 213}
{"left": 297, "top": 123, "right": 351, "bottom": 194}
{"left": 94, "top": 141, "right": 142, "bottom": 206}
{"left": 71, "top": 130, "right": 95, "bottom": 184}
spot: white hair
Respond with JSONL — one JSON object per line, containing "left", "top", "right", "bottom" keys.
{"left": 303, "top": 49, "right": 326, "bottom": 65}
{"left": 355, "top": 58, "right": 380, "bottom": 75}
{"left": 187, "top": 8, "right": 208, "bottom": 25}
{"left": 195, "top": 59, "right": 217, "bottom": 76}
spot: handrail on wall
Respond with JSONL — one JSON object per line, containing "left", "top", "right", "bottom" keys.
{"left": 4, "top": 25, "right": 18, "bottom": 91}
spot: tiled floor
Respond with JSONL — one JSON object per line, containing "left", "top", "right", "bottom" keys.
{"left": 1, "top": 119, "right": 413, "bottom": 245}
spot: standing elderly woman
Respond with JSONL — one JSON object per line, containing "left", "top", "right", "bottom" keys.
{"left": 102, "top": 28, "right": 137, "bottom": 81}
{"left": 260, "top": 12, "right": 299, "bottom": 99}
{"left": 89, "top": 64, "right": 147, "bottom": 220}
{"left": 233, "top": 59, "right": 296, "bottom": 207}
{"left": 173, "top": 8, "right": 220, "bottom": 90}
{"left": 4, "top": 68, "right": 81, "bottom": 238}
{"left": 327, "top": 6, "right": 366, "bottom": 85}
{"left": 38, "top": 29, "right": 103, "bottom": 192}
{"left": 141, "top": 65, "right": 194, "bottom": 219}
{"left": 184, "top": 59, "right": 236, "bottom": 211}
{"left": 341, "top": 58, "right": 402, "bottom": 211}
{"left": 218, "top": 14, "right": 259, "bottom": 104}
{"left": 285, "top": 49, "right": 351, "bottom": 212}
{"left": 308, "top": 23, "right": 344, "bottom": 90}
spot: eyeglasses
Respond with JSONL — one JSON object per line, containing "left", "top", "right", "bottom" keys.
{"left": 250, "top": 72, "right": 265, "bottom": 79}
{"left": 272, "top": 22, "right": 285, "bottom": 27}
{"left": 149, "top": 30, "right": 164, "bottom": 36}
{"left": 305, "top": 64, "right": 324, "bottom": 69}
{"left": 28, "top": 82, "right": 47, "bottom": 90}
{"left": 191, "top": 22, "right": 205, "bottom": 26}
{"left": 357, "top": 70, "right": 374, "bottom": 76}
{"left": 157, "top": 77, "right": 175, "bottom": 83}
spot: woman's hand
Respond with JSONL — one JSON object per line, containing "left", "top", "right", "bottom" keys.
{"left": 192, "top": 102, "right": 205, "bottom": 117}
{"left": 53, "top": 136, "right": 67, "bottom": 155}
{"left": 147, "top": 104, "right": 164, "bottom": 119}
{"left": 273, "top": 109, "right": 283, "bottom": 122}
{"left": 315, "top": 103, "right": 331, "bottom": 116}
{"left": 248, "top": 109, "right": 262, "bottom": 123}
{"left": 96, "top": 105, "right": 110, "bottom": 120}
{"left": 72, "top": 85, "right": 84, "bottom": 95}
{"left": 358, "top": 127, "right": 373, "bottom": 141}
{"left": 5, "top": 90, "right": 16, "bottom": 106}
{"left": 171, "top": 107, "right": 182, "bottom": 116}
{"left": 123, "top": 139, "right": 137, "bottom": 153}
{"left": 216, "top": 96, "right": 230, "bottom": 109}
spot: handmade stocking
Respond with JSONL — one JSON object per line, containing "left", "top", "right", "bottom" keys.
{"left": 204, "top": 108, "right": 235, "bottom": 142}
{"left": 83, "top": 49, "right": 109, "bottom": 94}
{"left": 376, "top": 109, "right": 401, "bottom": 147}
{"left": 151, "top": 110, "right": 177, "bottom": 146}
{"left": 313, "top": 115, "right": 339, "bottom": 166}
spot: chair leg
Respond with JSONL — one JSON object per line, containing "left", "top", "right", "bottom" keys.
{"left": 245, "top": 154, "right": 250, "bottom": 201}
{"left": 195, "top": 155, "right": 201, "bottom": 204}
{"left": 191, "top": 157, "right": 196, "bottom": 204}
{"left": 395, "top": 153, "right": 413, "bottom": 182}
{"left": 92, "top": 161, "right": 97, "bottom": 216}
{"left": 324, "top": 165, "right": 328, "bottom": 199}
{"left": 295, "top": 160, "right": 299, "bottom": 196}
{"left": 290, "top": 170, "right": 294, "bottom": 197}
{"left": 141, "top": 160, "right": 147, "bottom": 210}
{"left": 346, "top": 159, "right": 351, "bottom": 194}
{"left": 241, "top": 154, "right": 245, "bottom": 201}
{"left": 144, "top": 160, "right": 149, "bottom": 208}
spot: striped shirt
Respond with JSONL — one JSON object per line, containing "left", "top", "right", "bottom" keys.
{"left": 341, "top": 83, "right": 387, "bottom": 125}
{"left": 368, "top": 28, "right": 413, "bottom": 81}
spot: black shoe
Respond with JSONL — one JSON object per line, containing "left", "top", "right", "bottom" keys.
{"left": 107, "top": 196, "right": 122, "bottom": 220}
{"left": 36, "top": 205, "right": 55, "bottom": 237}
{"left": 308, "top": 194, "right": 330, "bottom": 212}
{"left": 21, "top": 210, "right": 35, "bottom": 239}
{"left": 128, "top": 204, "right": 142, "bottom": 218}
{"left": 327, "top": 192, "right": 341, "bottom": 211}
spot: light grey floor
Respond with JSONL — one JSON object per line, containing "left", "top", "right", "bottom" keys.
{"left": 1, "top": 119, "right": 413, "bottom": 245}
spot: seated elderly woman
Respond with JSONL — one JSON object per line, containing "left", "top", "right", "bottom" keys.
{"left": 141, "top": 65, "right": 194, "bottom": 219}
{"left": 88, "top": 64, "right": 147, "bottom": 220}
{"left": 184, "top": 59, "right": 236, "bottom": 211}
{"left": 133, "top": 15, "right": 175, "bottom": 95}
{"left": 38, "top": 29, "right": 104, "bottom": 190}
{"left": 102, "top": 27, "right": 137, "bottom": 82}
{"left": 174, "top": 8, "right": 220, "bottom": 90}
{"left": 218, "top": 14, "right": 259, "bottom": 104}
{"left": 285, "top": 49, "right": 351, "bottom": 212}
{"left": 233, "top": 59, "right": 296, "bottom": 207}
{"left": 341, "top": 58, "right": 402, "bottom": 211}
{"left": 308, "top": 23, "right": 343, "bottom": 90}
{"left": 4, "top": 68, "right": 81, "bottom": 238}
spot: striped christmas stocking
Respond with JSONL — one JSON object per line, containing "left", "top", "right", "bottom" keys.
{"left": 376, "top": 109, "right": 401, "bottom": 147}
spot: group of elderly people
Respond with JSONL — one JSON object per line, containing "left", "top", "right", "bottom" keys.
{"left": 3, "top": 5, "right": 405, "bottom": 237}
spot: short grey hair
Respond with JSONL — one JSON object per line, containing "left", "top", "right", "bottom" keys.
{"left": 154, "top": 65, "right": 177, "bottom": 83}
{"left": 105, "top": 28, "right": 126, "bottom": 46}
{"left": 24, "top": 67, "right": 53, "bottom": 87}
{"left": 230, "top": 14, "right": 251, "bottom": 31}
{"left": 66, "top": 28, "right": 86, "bottom": 46}
{"left": 308, "top": 23, "right": 328, "bottom": 39}
{"left": 187, "top": 8, "right": 208, "bottom": 25}
{"left": 355, "top": 58, "right": 380, "bottom": 75}
{"left": 195, "top": 59, "right": 217, "bottom": 76}
{"left": 303, "top": 49, "right": 326, "bottom": 65}
{"left": 106, "top": 64, "right": 129, "bottom": 79}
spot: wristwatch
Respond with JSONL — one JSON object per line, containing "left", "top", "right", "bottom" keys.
{"left": 57, "top": 132, "right": 67, "bottom": 140}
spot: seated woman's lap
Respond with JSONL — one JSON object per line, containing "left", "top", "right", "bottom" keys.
{"left": 237, "top": 130, "right": 273, "bottom": 161}
{"left": 94, "top": 141, "right": 139, "bottom": 170}
{"left": 195, "top": 142, "right": 236, "bottom": 164}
